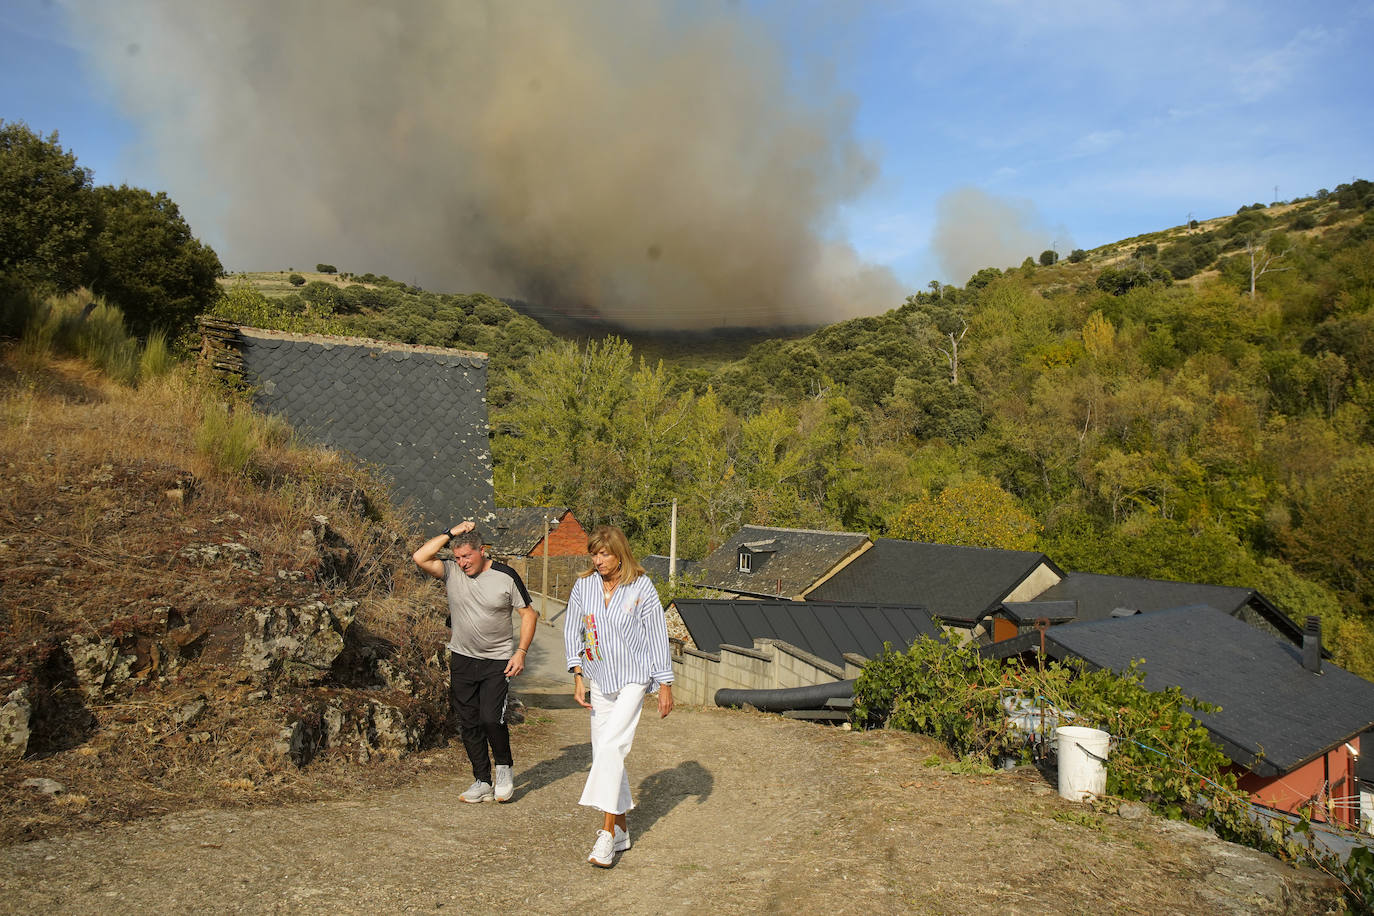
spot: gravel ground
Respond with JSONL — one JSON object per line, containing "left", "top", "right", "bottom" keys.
{"left": 0, "top": 621, "right": 1344, "bottom": 915}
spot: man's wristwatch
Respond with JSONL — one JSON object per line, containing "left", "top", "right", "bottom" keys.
{"left": 437, "top": 528, "right": 453, "bottom": 543}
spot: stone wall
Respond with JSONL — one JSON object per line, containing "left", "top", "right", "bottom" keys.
{"left": 670, "top": 637, "right": 866, "bottom": 706}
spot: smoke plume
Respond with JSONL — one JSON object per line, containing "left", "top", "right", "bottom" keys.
{"left": 61, "top": 1, "right": 901, "bottom": 329}
{"left": 931, "top": 187, "right": 1070, "bottom": 287}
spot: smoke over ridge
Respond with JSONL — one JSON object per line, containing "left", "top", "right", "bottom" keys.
{"left": 62, "top": 1, "right": 901, "bottom": 329}
{"left": 931, "top": 187, "right": 1071, "bottom": 286}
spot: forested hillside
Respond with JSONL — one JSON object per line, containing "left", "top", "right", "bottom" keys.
{"left": 195, "top": 181, "right": 1374, "bottom": 678}
{"left": 491, "top": 186, "right": 1374, "bottom": 676}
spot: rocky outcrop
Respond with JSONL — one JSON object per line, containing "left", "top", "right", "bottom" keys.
{"left": 277, "top": 696, "right": 427, "bottom": 766}
{"left": 243, "top": 598, "right": 359, "bottom": 685}
{"left": 63, "top": 635, "right": 137, "bottom": 701}
{"left": 0, "top": 687, "right": 32, "bottom": 758}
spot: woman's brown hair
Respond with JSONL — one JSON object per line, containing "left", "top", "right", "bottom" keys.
{"left": 579, "top": 524, "right": 645, "bottom": 584}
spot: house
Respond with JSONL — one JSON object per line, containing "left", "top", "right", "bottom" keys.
{"left": 668, "top": 598, "right": 941, "bottom": 705}
{"left": 221, "top": 325, "right": 493, "bottom": 530}
{"left": 672, "top": 598, "right": 942, "bottom": 667}
{"left": 805, "top": 539, "right": 1064, "bottom": 642}
{"left": 983, "top": 606, "right": 1374, "bottom": 829}
{"left": 698, "top": 525, "right": 871, "bottom": 600}
{"left": 487, "top": 507, "right": 588, "bottom": 603}
{"left": 1012, "top": 572, "right": 1306, "bottom": 646}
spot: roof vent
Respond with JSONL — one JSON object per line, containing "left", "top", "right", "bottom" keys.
{"left": 1302, "top": 615, "right": 1322, "bottom": 674}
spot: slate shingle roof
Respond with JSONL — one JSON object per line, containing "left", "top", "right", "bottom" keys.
{"left": 642, "top": 555, "right": 702, "bottom": 583}
{"left": 490, "top": 507, "right": 567, "bottom": 555}
{"left": 999, "top": 600, "right": 1080, "bottom": 624}
{"left": 805, "top": 539, "right": 1064, "bottom": 624}
{"left": 671, "top": 599, "right": 942, "bottom": 667}
{"left": 1032, "top": 572, "right": 1304, "bottom": 645}
{"left": 699, "top": 525, "right": 871, "bottom": 599}
{"left": 983, "top": 605, "right": 1374, "bottom": 777}
{"left": 234, "top": 328, "right": 493, "bottom": 530}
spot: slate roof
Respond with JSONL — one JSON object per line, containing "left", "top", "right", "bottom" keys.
{"left": 233, "top": 327, "right": 493, "bottom": 530}
{"left": 982, "top": 605, "right": 1374, "bottom": 777}
{"left": 699, "top": 526, "right": 871, "bottom": 599}
{"left": 671, "top": 599, "right": 943, "bottom": 667}
{"left": 490, "top": 507, "right": 568, "bottom": 556}
{"left": 1031, "top": 572, "right": 1304, "bottom": 645}
{"left": 806, "top": 539, "right": 1064, "bottom": 624}
{"left": 642, "top": 555, "right": 702, "bottom": 583}
{"left": 999, "top": 600, "right": 1080, "bottom": 624}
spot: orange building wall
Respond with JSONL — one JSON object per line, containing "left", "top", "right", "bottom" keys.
{"left": 530, "top": 512, "right": 589, "bottom": 557}
{"left": 1235, "top": 737, "right": 1360, "bottom": 828}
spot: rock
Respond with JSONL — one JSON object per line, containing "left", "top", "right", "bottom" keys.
{"left": 177, "top": 542, "right": 262, "bottom": 571}
{"left": 1, "top": 687, "right": 32, "bottom": 758}
{"left": 1117, "top": 802, "right": 1149, "bottom": 820}
{"left": 276, "top": 716, "right": 323, "bottom": 767}
{"left": 23, "top": 777, "right": 65, "bottom": 794}
{"left": 63, "top": 635, "right": 136, "bottom": 700}
{"left": 241, "top": 599, "right": 358, "bottom": 685}
{"left": 370, "top": 702, "right": 419, "bottom": 756}
{"left": 171, "top": 696, "right": 207, "bottom": 729}
{"left": 375, "top": 660, "right": 413, "bottom": 692}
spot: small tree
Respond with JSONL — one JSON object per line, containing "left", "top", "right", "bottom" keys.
{"left": 289, "top": 273, "right": 306, "bottom": 286}
{"left": 1038, "top": 249, "right": 1058, "bottom": 266}
{"left": 1067, "top": 249, "right": 1087, "bottom": 263}
{"left": 315, "top": 263, "right": 336, "bottom": 274}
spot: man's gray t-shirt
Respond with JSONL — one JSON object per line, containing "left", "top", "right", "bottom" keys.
{"left": 441, "top": 558, "right": 532, "bottom": 659}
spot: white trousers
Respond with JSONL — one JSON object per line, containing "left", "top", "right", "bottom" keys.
{"left": 579, "top": 681, "right": 648, "bottom": 815}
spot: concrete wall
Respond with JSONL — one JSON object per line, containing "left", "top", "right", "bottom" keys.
{"left": 670, "top": 637, "right": 862, "bottom": 706}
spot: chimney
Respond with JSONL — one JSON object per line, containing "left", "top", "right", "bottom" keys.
{"left": 1302, "top": 616, "right": 1322, "bottom": 674}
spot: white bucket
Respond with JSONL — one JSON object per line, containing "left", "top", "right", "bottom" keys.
{"left": 1056, "top": 726, "right": 1110, "bottom": 801}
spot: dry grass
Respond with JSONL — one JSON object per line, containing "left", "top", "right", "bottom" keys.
{"left": 0, "top": 344, "right": 456, "bottom": 844}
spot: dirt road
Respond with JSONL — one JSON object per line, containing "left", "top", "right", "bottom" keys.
{"left": 0, "top": 621, "right": 1341, "bottom": 915}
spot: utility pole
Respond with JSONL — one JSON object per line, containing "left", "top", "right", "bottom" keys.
{"left": 541, "top": 513, "right": 558, "bottom": 621}
{"left": 669, "top": 498, "right": 678, "bottom": 588}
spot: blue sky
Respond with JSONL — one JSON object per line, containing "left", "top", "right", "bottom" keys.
{"left": 3, "top": 0, "right": 1372, "bottom": 303}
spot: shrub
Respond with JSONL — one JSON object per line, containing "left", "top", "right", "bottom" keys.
{"left": 315, "top": 263, "right": 337, "bottom": 274}
{"left": 195, "top": 400, "right": 260, "bottom": 475}
{"left": 288, "top": 273, "right": 305, "bottom": 286}
{"left": 1039, "top": 249, "right": 1058, "bottom": 266}
{"left": 1067, "top": 249, "right": 1087, "bottom": 263}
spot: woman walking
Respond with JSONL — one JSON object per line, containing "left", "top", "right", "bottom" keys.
{"left": 563, "top": 525, "right": 674, "bottom": 868}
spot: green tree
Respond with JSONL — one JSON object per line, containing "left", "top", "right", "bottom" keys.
{"left": 1067, "top": 249, "right": 1088, "bottom": 263}
{"left": 888, "top": 476, "right": 1040, "bottom": 550}
{"left": 89, "top": 185, "right": 223, "bottom": 337}
{"left": 0, "top": 121, "right": 94, "bottom": 295}
{"left": 1039, "top": 249, "right": 1059, "bottom": 266}
{"left": 315, "top": 263, "right": 337, "bottom": 274}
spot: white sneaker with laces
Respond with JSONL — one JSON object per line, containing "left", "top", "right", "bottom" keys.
{"left": 588, "top": 829, "right": 615, "bottom": 867}
{"left": 494, "top": 765, "right": 514, "bottom": 802}
{"left": 460, "top": 780, "right": 494, "bottom": 804}
{"left": 613, "top": 824, "right": 631, "bottom": 852}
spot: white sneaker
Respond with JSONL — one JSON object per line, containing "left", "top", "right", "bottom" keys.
{"left": 613, "top": 824, "right": 631, "bottom": 852}
{"left": 588, "top": 829, "right": 615, "bottom": 867}
{"left": 460, "top": 780, "right": 494, "bottom": 804}
{"left": 494, "top": 765, "right": 514, "bottom": 802}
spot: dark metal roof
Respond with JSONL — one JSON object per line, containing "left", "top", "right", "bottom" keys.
{"left": 1033, "top": 572, "right": 1304, "bottom": 645}
{"left": 490, "top": 507, "right": 569, "bottom": 555}
{"left": 806, "top": 538, "right": 1064, "bottom": 623}
{"left": 642, "top": 555, "right": 702, "bottom": 583}
{"left": 234, "top": 328, "right": 493, "bottom": 531}
{"left": 983, "top": 605, "right": 1374, "bottom": 777}
{"left": 671, "top": 598, "right": 942, "bottom": 667}
{"left": 699, "top": 526, "right": 871, "bottom": 599}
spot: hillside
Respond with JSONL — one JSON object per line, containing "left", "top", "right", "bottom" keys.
{"left": 0, "top": 352, "right": 456, "bottom": 842}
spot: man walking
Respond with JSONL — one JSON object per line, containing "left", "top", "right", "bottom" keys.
{"left": 413, "top": 520, "right": 537, "bottom": 803}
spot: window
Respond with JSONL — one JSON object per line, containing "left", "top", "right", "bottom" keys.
{"left": 738, "top": 550, "right": 752, "bottom": 573}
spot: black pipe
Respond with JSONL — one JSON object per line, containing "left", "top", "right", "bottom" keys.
{"left": 714, "top": 679, "right": 855, "bottom": 713}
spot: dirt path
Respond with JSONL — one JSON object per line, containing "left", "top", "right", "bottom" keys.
{"left": 0, "top": 622, "right": 1343, "bottom": 914}
{"left": 0, "top": 700, "right": 1342, "bottom": 916}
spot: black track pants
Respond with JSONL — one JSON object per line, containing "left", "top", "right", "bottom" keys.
{"left": 449, "top": 651, "right": 512, "bottom": 784}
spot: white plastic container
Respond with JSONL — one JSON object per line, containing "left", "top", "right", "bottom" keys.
{"left": 1055, "top": 725, "right": 1110, "bottom": 801}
